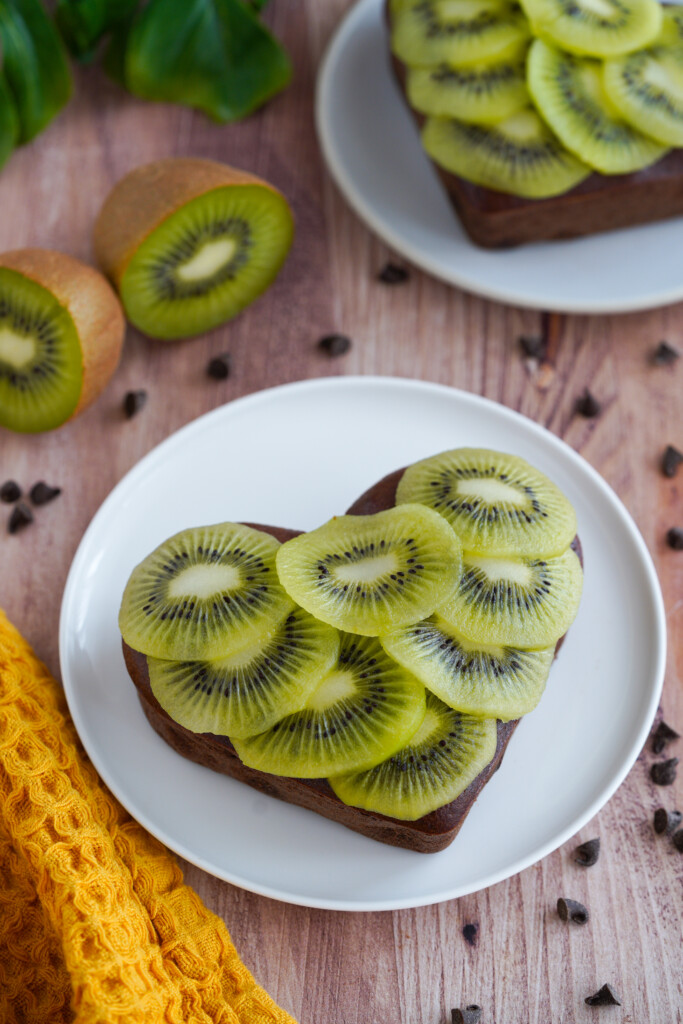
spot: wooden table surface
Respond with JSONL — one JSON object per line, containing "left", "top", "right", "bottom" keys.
{"left": 2, "top": 4, "right": 682, "bottom": 1022}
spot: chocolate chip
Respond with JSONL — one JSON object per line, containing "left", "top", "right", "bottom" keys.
{"left": 652, "top": 721, "right": 680, "bottom": 755}
{"left": 575, "top": 389, "right": 602, "bottom": 418}
{"left": 462, "top": 923, "right": 478, "bottom": 947}
{"left": 667, "top": 527, "right": 683, "bottom": 550}
{"left": 8, "top": 501, "right": 33, "bottom": 534}
{"left": 585, "top": 984, "right": 621, "bottom": 1007}
{"left": 207, "top": 355, "right": 231, "bottom": 380}
{"left": 123, "top": 389, "right": 148, "bottom": 418}
{"left": 651, "top": 758, "right": 679, "bottom": 785}
{"left": 318, "top": 334, "right": 351, "bottom": 357}
{"left": 574, "top": 838, "right": 600, "bottom": 866}
{"left": 673, "top": 830, "right": 683, "bottom": 852}
{"left": 519, "top": 335, "right": 546, "bottom": 360}
{"left": 557, "top": 897, "right": 589, "bottom": 924}
{"left": 652, "top": 341, "right": 680, "bottom": 366}
{"left": 653, "top": 808, "right": 682, "bottom": 834}
{"left": 378, "top": 262, "right": 410, "bottom": 284}
{"left": 0, "top": 480, "right": 21, "bottom": 503}
{"left": 452, "top": 1006, "right": 482, "bottom": 1024}
{"left": 30, "top": 482, "right": 61, "bottom": 506}
{"left": 662, "top": 445, "right": 683, "bottom": 478}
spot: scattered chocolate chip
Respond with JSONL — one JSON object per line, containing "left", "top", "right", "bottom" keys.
{"left": 0, "top": 480, "right": 21, "bottom": 503}
{"left": 452, "top": 1006, "right": 482, "bottom": 1024}
{"left": 123, "top": 389, "right": 148, "bottom": 418}
{"left": 673, "top": 830, "right": 683, "bottom": 852}
{"left": 575, "top": 389, "right": 602, "bottom": 418}
{"left": 378, "top": 262, "right": 410, "bottom": 284}
{"left": 8, "top": 501, "right": 33, "bottom": 534}
{"left": 666, "top": 527, "right": 683, "bottom": 550}
{"left": 652, "top": 721, "right": 680, "bottom": 755}
{"left": 652, "top": 341, "right": 680, "bottom": 366}
{"left": 653, "top": 808, "right": 682, "bottom": 834}
{"left": 318, "top": 334, "right": 351, "bottom": 357}
{"left": 651, "top": 758, "right": 679, "bottom": 785}
{"left": 207, "top": 355, "right": 232, "bottom": 380}
{"left": 585, "top": 984, "right": 621, "bottom": 1007}
{"left": 574, "top": 838, "right": 600, "bottom": 866}
{"left": 662, "top": 445, "right": 683, "bottom": 478}
{"left": 557, "top": 897, "right": 589, "bottom": 924}
{"left": 29, "top": 482, "right": 61, "bottom": 506}
{"left": 519, "top": 335, "right": 547, "bottom": 360}
{"left": 462, "top": 923, "right": 478, "bottom": 947}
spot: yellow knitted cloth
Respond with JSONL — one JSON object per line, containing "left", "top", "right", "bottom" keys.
{"left": 0, "top": 610, "right": 298, "bottom": 1024}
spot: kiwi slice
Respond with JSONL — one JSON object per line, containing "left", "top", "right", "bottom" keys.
{"left": 275, "top": 505, "right": 463, "bottom": 637}
{"left": 0, "top": 249, "right": 125, "bottom": 433}
{"left": 519, "top": 0, "right": 662, "bottom": 56}
{"left": 396, "top": 449, "right": 577, "bottom": 557}
{"left": 231, "top": 633, "right": 427, "bottom": 778}
{"left": 406, "top": 48, "right": 530, "bottom": 123}
{"left": 146, "top": 608, "right": 340, "bottom": 740}
{"left": 381, "top": 614, "right": 555, "bottom": 719}
{"left": 603, "top": 27, "right": 683, "bottom": 146}
{"left": 421, "top": 108, "right": 591, "bottom": 197}
{"left": 391, "top": 0, "right": 531, "bottom": 68}
{"left": 438, "top": 546, "right": 583, "bottom": 648}
{"left": 329, "top": 691, "right": 497, "bottom": 820}
{"left": 119, "top": 522, "right": 294, "bottom": 661}
{"left": 93, "top": 158, "right": 294, "bottom": 341}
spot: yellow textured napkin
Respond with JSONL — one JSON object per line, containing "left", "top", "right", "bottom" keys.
{"left": 0, "top": 609, "right": 298, "bottom": 1024}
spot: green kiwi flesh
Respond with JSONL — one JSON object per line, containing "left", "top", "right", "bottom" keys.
{"left": 275, "top": 504, "right": 463, "bottom": 636}
{"left": 603, "top": 31, "right": 683, "bottom": 147}
{"left": 391, "top": 0, "right": 531, "bottom": 68}
{"left": 422, "top": 108, "right": 591, "bottom": 197}
{"left": 146, "top": 608, "right": 340, "bottom": 740}
{"left": 118, "top": 522, "right": 294, "bottom": 661}
{"left": 381, "top": 614, "right": 555, "bottom": 719}
{"left": 406, "top": 49, "right": 530, "bottom": 123}
{"left": 519, "top": 0, "right": 662, "bottom": 56}
{"left": 329, "top": 691, "right": 497, "bottom": 820}
{"left": 396, "top": 448, "right": 577, "bottom": 557}
{"left": 231, "top": 633, "right": 427, "bottom": 777}
{"left": 527, "top": 39, "right": 668, "bottom": 173}
{"left": 0, "top": 267, "right": 83, "bottom": 433}
{"left": 438, "top": 546, "right": 583, "bottom": 648}
{"left": 120, "top": 184, "right": 294, "bottom": 340}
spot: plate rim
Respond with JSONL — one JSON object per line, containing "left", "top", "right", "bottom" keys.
{"left": 315, "top": 0, "right": 683, "bottom": 316}
{"left": 59, "top": 375, "right": 667, "bottom": 910}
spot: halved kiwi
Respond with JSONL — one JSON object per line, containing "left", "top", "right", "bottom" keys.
{"left": 527, "top": 39, "right": 668, "bottom": 173}
{"left": 406, "top": 48, "right": 530, "bottom": 123}
{"left": 94, "top": 158, "right": 294, "bottom": 341}
{"left": 146, "top": 608, "right": 340, "bottom": 739}
{"left": 421, "top": 108, "right": 591, "bottom": 197}
{"left": 0, "top": 249, "right": 125, "bottom": 433}
{"left": 519, "top": 0, "right": 662, "bottom": 56}
{"left": 381, "top": 614, "right": 555, "bottom": 719}
{"left": 438, "top": 547, "right": 583, "bottom": 648}
{"left": 391, "top": 0, "right": 531, "bottom": 68}
{"left": 275, "top": 504, "right": 463, "bottom": 636}
{"left": 118, "top": 522, "right": 294, "bottom": 661}
{"left": 231, "top": 633, "right": 427, "bottom": 777}
{"left": 329, "top": 691, "right": 497, "bottom": 820}
{"left": 396, "top": 448, "right": 577, "bottom": 557}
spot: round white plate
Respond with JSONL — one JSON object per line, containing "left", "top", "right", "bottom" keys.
{"left": 316, "top": 0, "right": 683, "bottom": 314}
{"left": 60, "top": 377, "right": 665, "bottom": 911}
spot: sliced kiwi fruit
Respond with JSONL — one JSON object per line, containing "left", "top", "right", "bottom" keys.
{"left": 519, "top": 0, "right": 662, "bottom": 57}
{"left": 406, "top": 47, "right": 530, "bottom": 123}
{"left": 275, "top": 505, "right": 463, "bottom": 637}
{"left": 0, "top": 249, "right": 125, "bottom": 433}
{"left": 231, "top": 633, "right": 427, "bottom": 778}
{"left": 391, "top": 0, "right": 531, "bottom": 68}
{"left": 381, "top": 614, "right": 555, "bottom": 719}
{"left": 602, "top": 28, "right": 683, "bottom": 147}
{"left": 396, "top": 449, "right": 577, "bottom": 557}
{"left": 438, "top": 546, "right": 583, "bottom": 648}
{"left": 527, "top": 39, "right": 668, "bottom": 173}
{"left": 93, "top": 158, "right": 294, "bottom": 341}
{"left": 146, "top": 607, "right": 340, "bottom": 740}
{"left": 659, "top": 5, "right": 683, "bottom": 47}
{"left": 329, "top": 691, "right": 497, "bottom": 820}
{"left": 119, "top": 522, "right": 295, "bottom": 661}
{"left": 421, "top": 108, "right": 591, "bottom": 197}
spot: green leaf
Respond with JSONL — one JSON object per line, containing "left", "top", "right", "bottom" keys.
{"left": 0, "top": 70, "right": 19, "bottom": 169}
{"left": 56, "top": 0, "right": 139, "bottom": 62}
{"left": 0, "top": 0, "right": 73, "bottom": 142}
{"left": 123, "top": 0, "right": 291, "bottom": 123}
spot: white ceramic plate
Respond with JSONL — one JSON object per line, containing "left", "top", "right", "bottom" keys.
{"left": 315, "top": 0, "right": 683, "bottom": 314}
{"left": 60, "top": 377, "right": 665, "bottom": 911}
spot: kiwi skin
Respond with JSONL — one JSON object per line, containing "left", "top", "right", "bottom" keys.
{"left": 0, "top": 248, "right": 125, "bottom": 429}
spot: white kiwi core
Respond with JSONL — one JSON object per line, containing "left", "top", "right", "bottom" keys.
{"left": 0, "top": 328, "right": 36, "bottom": 369}
{"left": 175, "top": 238, "right": 237, "bottom": 283}
{"left": 167, "top": 562, "right": 241, "bottom": 599}
{"left": 578, "top": 0, "right": 620, "bottom": 19}
{"left": 333, "top": 553, "right": 398, "bottom": 584}
{"left": 468, "top": 556, "right": 532, "bottom": 586}
{"left": 456, "top": 477, "right": 528, "bottom": 506}
{"left": 305, "top": 671, "right": 356, "bottom": 711}
{"left": 407, "top": 707, "right": 441, "bottom": 746}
